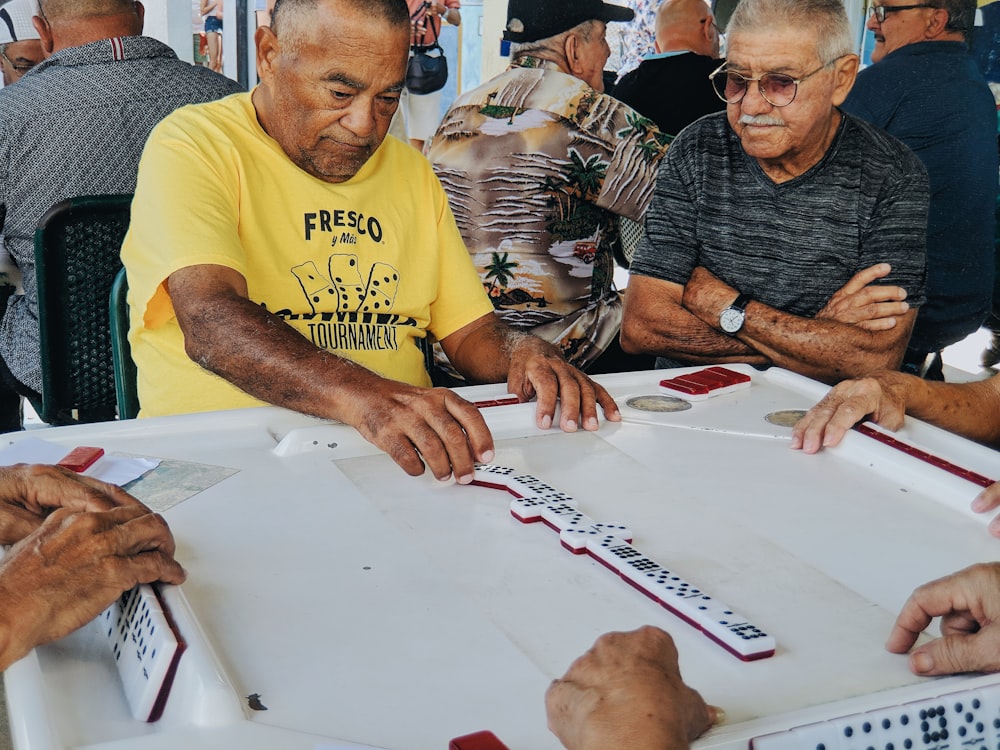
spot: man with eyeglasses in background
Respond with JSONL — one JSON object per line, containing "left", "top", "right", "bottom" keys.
{"left": 611, "top": 0, "right": 725, "bottom": 138}
{"left": 842, "top": 0, "right": 997, "bottom": 381}
{"left": 0, "top": 0, "right": 42, "bottom": 86}
{"left": 621, "top": 0, "right": 929, "bottom": 385}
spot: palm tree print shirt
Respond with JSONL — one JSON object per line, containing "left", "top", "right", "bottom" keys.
{"left": 426, "top": 56, "right": 669, "bottom": 370}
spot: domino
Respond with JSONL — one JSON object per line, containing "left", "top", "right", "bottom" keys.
{"left": 510, "top": 492, "right": 578, "bottom": 523}
{"left": 559, "top": 523, "right": 633, "bottom": 554}
{"left": 659, "top": 366, "right": 751, "bottom": 401}
{"left": 540, "top": 503, "right": 597, "bottom": 533}
{"left": 57, "top": 446, "right": 104, "bottom": 473}
{"left": 471, "top": 463, "right": 517, "bottom": 491}
{"left": 449, "top": 731, "right": 512, "bottom": 750}
{"left": 101, "top": 584, "right": 185, "bottom": 722}
{"left": 472, "top": 397, "right": 521, "bottom": 409}
{"left": 751, "top": 681, "right": 1000, "bottom": 749}
{"left": 506, "top": 473, "right": 562, "bottom": 499}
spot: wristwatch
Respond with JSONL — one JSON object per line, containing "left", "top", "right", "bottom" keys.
{"left": 719, "top": 293, "right": 752, "bottom": 335}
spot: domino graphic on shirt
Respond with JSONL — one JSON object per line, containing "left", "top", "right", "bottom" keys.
{"left": 360, "top": 262, "right": 400, "bottom": 313}
{"left": 469, "top": 464, "right": 775, "bottom": 661}
{"left": 327, "top": 254, "right": 366, "bottom": 312}
{"left": 291, "top": 261, "right": 339, "bottom": 315}
{"left": 100, "top": 584, "right": 185, "bottom": 722}
{"left": 659, "top": 366, "right": 752, "bottom": 401}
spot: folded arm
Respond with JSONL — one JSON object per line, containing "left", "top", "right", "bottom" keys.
{"left": 681, "top": 266, "right": 915, "bottom": 383}
{"left": 620, "top": 274, "right": 770, "bottom": 366}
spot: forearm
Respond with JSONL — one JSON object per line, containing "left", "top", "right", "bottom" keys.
{"left": 180, "top": 291, "right": 387, "bottom": 422}
{"left": 621, "top": 277, "right": 768, "bottom": 365}
{"left": 737, "top": 303, "right": 910, "bottom": 383}
{"left": 627, "top": 313, "right": 764, "bottom": 363}
{"left": 446, "top": 318, "right": 548, "bottom": 384}
{"left": 902, "top": 375, "right": 1000, "bottom": 447}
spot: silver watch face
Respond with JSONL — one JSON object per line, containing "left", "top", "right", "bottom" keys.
{"left": 720, "top": 307, "right": 745, "bottom": 333}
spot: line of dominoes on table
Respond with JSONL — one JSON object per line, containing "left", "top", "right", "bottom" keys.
{"left": 471, "top": 464, "right": 776, "bottom": 661}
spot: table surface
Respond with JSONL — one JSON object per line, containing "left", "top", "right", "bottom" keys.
{"left": 5, "top": 365, "right": 1000, "bottom": 750}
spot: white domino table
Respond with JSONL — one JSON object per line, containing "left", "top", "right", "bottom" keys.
{"left": 5, "top": 365, "right": 1000, "bottom": 750}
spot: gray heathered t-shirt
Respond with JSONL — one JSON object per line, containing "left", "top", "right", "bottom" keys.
{"left": 631, "top": 111, "right": 928, "bottom": 368}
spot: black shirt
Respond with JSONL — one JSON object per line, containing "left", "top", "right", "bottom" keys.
{"left": 612, "top": 52, "right": 725, "bottom": 138}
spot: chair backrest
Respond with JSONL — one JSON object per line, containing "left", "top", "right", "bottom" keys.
{"left": 109, "top": 267, "right": 139, "bottom": 420}
{"left": 34, "top": 194, "right": 132, "bottom": 424}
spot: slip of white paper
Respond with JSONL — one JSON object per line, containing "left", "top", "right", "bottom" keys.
{"left": 0, "top": 436, "right": 158, "bottom": 486}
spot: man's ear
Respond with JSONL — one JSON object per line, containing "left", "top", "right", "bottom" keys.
{"left": 830, "top": 53, "right": 860, "bottom": 106}
{"left": 924, "top": 7, "right": 950, "bottom": 38}
{"left": 32, "top": 14, "right": 54, "bottom": 57}
{"left": 563, "top": 32, "right": 584, "bottom": 78}
{"left": 134, "top": 1, "right": 146, "bottom": 33}
{"left": 255, "top": 24, "right": 280, "bottom": 82}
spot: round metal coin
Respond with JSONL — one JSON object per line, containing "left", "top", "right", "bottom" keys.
{"left": 625, "top": 395, "right": 692, "bottom": 413}
{"left": 765, "top": 409, "right": 808, "bottom": 428}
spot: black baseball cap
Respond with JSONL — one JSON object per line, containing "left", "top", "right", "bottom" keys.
{"left": 504, "top": 0, "right": 635, "bottom": 43}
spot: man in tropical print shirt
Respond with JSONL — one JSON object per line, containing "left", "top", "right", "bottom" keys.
{"left": 425, "top": 0, "right": 669, "bottom": 376}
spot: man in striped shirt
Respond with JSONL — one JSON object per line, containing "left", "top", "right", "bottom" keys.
{"left": 622, "top": 0, "right": 928, "bottom": 385}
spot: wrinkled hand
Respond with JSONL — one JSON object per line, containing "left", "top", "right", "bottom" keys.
{"left": 546, "top": 626, "right": 719, "bottom": 750}
{"left": 340, "top": 379, "right": 496, "bottom": 484}
{"left": 887, "top": 563, "right": 1000, "bottom": 675}
{"left": 0, "top": 464, "right": 143, "bottom": 546}
{"left": 0, "top": 504, "right": 185, "bottom": 670}
{"left": 790, "top": 371, "right": 908, "bottom": 453}
{"left": 680, "top": 266, "right": 737, "bottom": 327}
{"left": 816, "top": 264, "right": 908, "bottom": 331}
{"left": 505, "top": 335, "right": 620, "bottom": 433}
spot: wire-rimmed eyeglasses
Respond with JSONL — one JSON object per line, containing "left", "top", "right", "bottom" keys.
{"left": 867, "top": 3, "right": 935, "bottom": 23}
{"left": 708, "top": 57, "right": 842, "bottom": 107}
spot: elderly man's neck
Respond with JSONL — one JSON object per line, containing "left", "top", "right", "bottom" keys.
{"left": 37, "top": 4, "right": 144, "bottom": 55}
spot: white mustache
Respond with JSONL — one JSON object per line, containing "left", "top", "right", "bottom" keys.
{"left": 740, "top": 114, "right": 785, "bottom": 126}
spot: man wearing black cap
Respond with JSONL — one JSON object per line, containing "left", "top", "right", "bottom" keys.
{"left": 425, "top": 0, "right": 669, "bottom": 379}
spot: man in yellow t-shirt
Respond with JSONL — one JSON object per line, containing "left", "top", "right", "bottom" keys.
{"left": 122, "top": 0, "right": 620, "bottom": 483}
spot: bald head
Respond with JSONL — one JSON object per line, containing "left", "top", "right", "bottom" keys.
{"left": 655, "top": 0, "right": 719, "bottom": 57}
{"left": 34, "top": 0, "right": 142, "bottom": 54}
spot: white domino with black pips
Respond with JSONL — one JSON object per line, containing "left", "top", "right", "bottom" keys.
{"left": 470, "top": 465, "right": 775, "bottom": 661}
{"left": 100, "top": 584, "right": 185, "bottom": 722}
{"left": 751, "top": 682, "right": 1000, "bottom": 749}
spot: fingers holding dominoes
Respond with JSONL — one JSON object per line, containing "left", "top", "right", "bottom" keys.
{"left": 0, "top": 464, "right": 143, "bottom": 545}
{"left": 545, "top": 626, "right": 718, "bottom": 750}
{"left": 0, "top": 504, "right": 185, "bottom": 670}
{"left": 505, "top": 336, "right": 620, "bottom": 432}
{"left": 347, "top": 383, "right": 495, "bottom": 482}
{"left": 886, "top": 563, "right": 1000, "bottom": 675}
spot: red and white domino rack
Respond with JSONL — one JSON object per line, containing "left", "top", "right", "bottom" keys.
{"left": 3, "top": 365, "right": 1000, "bottom": 750}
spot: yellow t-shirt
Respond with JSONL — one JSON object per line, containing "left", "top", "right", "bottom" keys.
{"left": 122, "top": 92, "right": 493, "bottom": 417}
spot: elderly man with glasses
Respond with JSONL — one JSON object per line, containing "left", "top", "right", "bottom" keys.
{"left": 621, "top": 0, "right": 929, "bottom": 385}
{"left": 842, "top": 0, "right": 997, "bottom": 380}
{"left": 0, "top": 0, "right": 44, "bottom": 86}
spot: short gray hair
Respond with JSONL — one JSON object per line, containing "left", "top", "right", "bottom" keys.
{"left": 510, "top": 19, "right": 599, "bottom": 59}
{"left": 727, "top": 0, "right": 854, "bottom": 64}
{"left": 928, "top": 0, "right": 976, "bottom": 40}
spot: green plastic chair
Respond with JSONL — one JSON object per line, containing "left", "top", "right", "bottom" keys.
{"left": 34, "top": 194, "right": 133, "bottom": 424}
{"left": 109, "top": 267, "right": 139, "bottom": 419}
